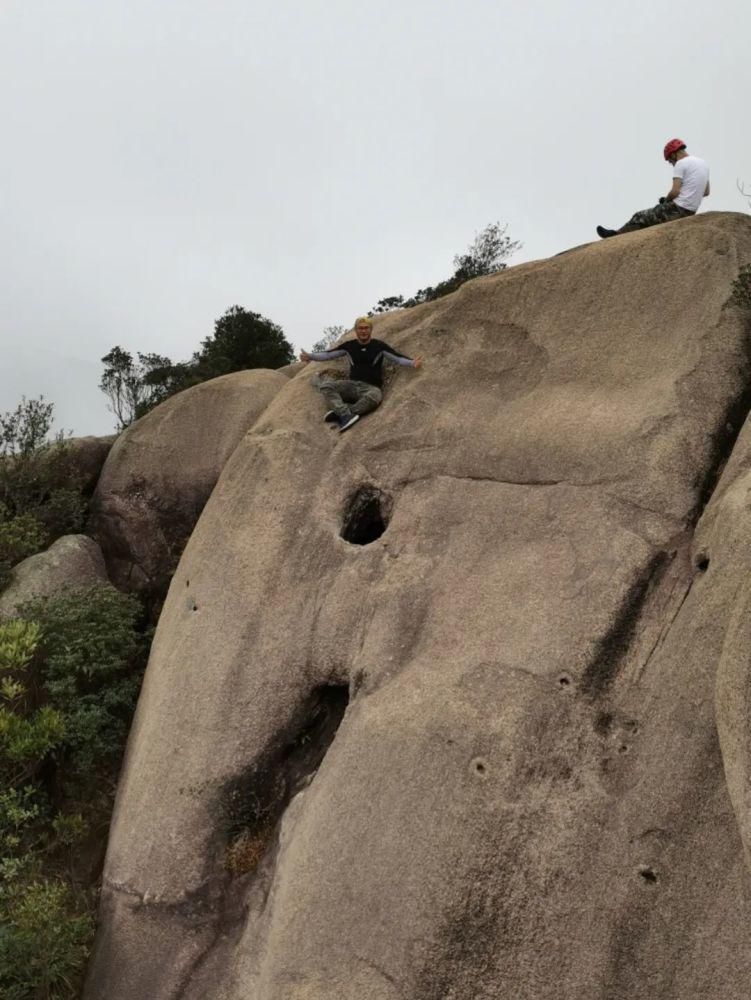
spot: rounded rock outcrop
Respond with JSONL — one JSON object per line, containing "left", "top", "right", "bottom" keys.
{"left": 88, "top": 368, "right": 288, "bottom": 599}
{"left": 0, "top": 534, "right": 108, "bottom": 618}
{"left": 87, "top": 215, "right": 751, "bottom": 1000}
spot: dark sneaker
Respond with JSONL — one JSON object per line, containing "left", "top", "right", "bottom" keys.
{"left": 596, "top": 225, "right": 618, "bottom": 239}
{"left": 323, "top": 410, "right": 339, "bottom": 423}
{"left": 339, "top": 413, "right": 360, "bottom": 433}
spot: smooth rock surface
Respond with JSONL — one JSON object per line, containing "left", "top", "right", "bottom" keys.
{"left": 88, "top": 368, "right": 287, "bottom": 598}
{"left": 0, "top": 534, "right": 108, "bottom": 618}
{"left": 86, "top": 214, "right": 751, "bottom": 1000}
{"left": 276, "top": 360, "right": 306, "bottom": 378}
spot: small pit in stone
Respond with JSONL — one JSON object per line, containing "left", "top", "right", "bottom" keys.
{"left": 694, "top": 554, "right": 710, "bottom": 573}
{"left": 638, "top": 865, "right": 658, "bottom": 884}
{"left": 341, "top": 485, "right": 391, "bottom": 545}
{"left": 471, "top": 758, "right": 488, "bottom": 777}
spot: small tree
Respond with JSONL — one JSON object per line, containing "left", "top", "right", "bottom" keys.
{"left": 194, "top": 306, "right": 295, "bottom": 378}
{"left": 136, "top": 353, "right": 195, "bottom": 417}
{"left": 372, "top": 221, "right": 520, "bottom": 313}
{"left": 452, "top": 222, "right": 520, "bottom": 281}
{"left": 0, "top": 399, "right": 84, "bottom": 590}
{"left": 311, "top": 325, "right": 346, "bottom": 352}
{"left": 100, "top": 307, "right": 295, "bottom": 425}
{"left": 99, "top": 347, "right": 147, "bottom": 430}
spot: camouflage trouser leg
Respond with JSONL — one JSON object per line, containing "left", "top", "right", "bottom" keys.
{"left": 315, "top": 378, "right": 383, "bottom": 418}
{"left": 622, "top": 201, "right": 694, "bottom": 231}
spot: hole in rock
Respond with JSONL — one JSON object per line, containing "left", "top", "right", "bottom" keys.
{"left": 223, "top": 684, "right": 349, "bottom": 876}
{"left": 558, "top": 674, "right": 572, "bottom": 688}
{"left": 695, "top": 554, "right": 710, "bottom": 573}
{"left": 341, "top": 485, "right": 391, "bottom": 545}
{"left": 638, "top": 865, "right": 658, "bottom": 884}
{"left": 471, "top": 758, "right": 488, "bottom": 777}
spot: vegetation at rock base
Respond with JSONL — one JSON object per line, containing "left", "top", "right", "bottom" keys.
{"left": 730, "top": 263, "right": 751, "bottom": 310}
{"left": 100, "top": 304, "right": 295, "bottom": 428}
{"left": 0, "top": 399, "right": 86, "bottom": 593}
{"left": 0, "top": 587, "right": 150, "bottom": 999}
{"left": 369, "top": 221, "right": 520, "bottom": 314}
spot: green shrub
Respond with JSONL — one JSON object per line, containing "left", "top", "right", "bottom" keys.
{"left": 34, "top": 488, "right": 86, "bottom": 540}
{"left": 0, "top": 510, "right": 46, "bottom": 567}
{"left": 0, "top": 399, "right": 86, "bottom": 592}
{"left": 20, "top": 585, "right": 148, "bottom": 776}
{"left": 0, "top": 621, "right": 65, "bottom": 788}
{"left": 0, "top": 878, "right": 93, "bottom": 1000}
{"left": 0, "top": 590, "right": 151, "bottom": 999}
{"left": 0, "top": 620, "right": 90, "bottom": 1000}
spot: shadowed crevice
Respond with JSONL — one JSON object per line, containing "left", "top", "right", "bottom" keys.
{"left": 692, "top": 321, "right": 751, "bottom": 520}
{"left": 222, "top": 684, "right": 349, "bottom": 875}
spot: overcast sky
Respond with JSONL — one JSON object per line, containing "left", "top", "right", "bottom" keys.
{"left": 2, "top": 0, "right": 750, "bottom": 436}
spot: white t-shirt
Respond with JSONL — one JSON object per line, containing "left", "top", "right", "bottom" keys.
{"left": 673, "top": 155, "right": 709, "bottom": 212}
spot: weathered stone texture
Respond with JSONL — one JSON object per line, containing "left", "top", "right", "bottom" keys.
{"left": 0, "top": 534, "right": 108, "bottom": 618}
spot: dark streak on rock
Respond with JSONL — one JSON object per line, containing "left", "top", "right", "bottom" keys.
{"left": 221, "top": 683, "right": 349, "bottom": 849}
{"left": 580, "top": 550, "right": 672, "bottom": 699}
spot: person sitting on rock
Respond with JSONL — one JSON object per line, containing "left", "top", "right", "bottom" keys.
{"left": 597, "top": 139, "right": 710, "bottom": 239}
{"left": 299, "top": 316, "right": 423, "bottom": 432}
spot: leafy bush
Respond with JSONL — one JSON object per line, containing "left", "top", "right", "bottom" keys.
{"left": 0, "top": 878, "right": 93, "bottom": 1000}
{"left": 0, "top": 620, "right": 89, "bottom": 1000}
{"left": 0, "top": 399, "right": 86, "bottom": 592}
{"left": 0, "top": 620, "right": 65, "bottom": 788}
{"left": 0, "top": 588, "right": 151, "bottom": 999}
{"left": 20, "top": 585, "right": 148, "bottom": 776}
{"left": 0, "top": 511, "right": 47, "bottom": 589}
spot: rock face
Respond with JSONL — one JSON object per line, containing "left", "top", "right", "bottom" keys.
{"left": 88, "top": 369, "right": 288, "bottom": 598}
{"left": 65, "top": 434, "right": 117, "bottom": 494}
{"left": 275, "top": 360, "right": 306, "bottom": 378}
{"left": 86, "top": 214, "right": 751, "bottom": 1000}
{"left": 0, "top": 535, "right": 108, "bottom": 618}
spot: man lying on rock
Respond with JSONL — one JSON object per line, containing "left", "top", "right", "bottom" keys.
{"left": 299, "top": 316, "right": 423, "bottom": 432}
{"left": 597, "top": 138, "right": 710, "bottom": 239}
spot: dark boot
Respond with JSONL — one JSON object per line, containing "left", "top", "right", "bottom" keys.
{"left": 596, "top": 225, "right": 618, "bottom": 239}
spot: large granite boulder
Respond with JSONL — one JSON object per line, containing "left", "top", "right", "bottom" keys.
{"left": 0, "top": 534, "right": 108, "bottom": 618}
{"left": 88, "top": 369, "right": 287, "bottom": 598}
{"left": 86, "top": 214, "right": 751, "bottom": 999}
{"left": 276, "top": 360, "right": 306, "bottom": 378}
{"left": 65, "top": 434, "right": 117, "bottom": 494}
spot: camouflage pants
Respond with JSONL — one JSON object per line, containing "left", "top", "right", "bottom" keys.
{"left": 315, "top": 377, "right": 383, "bottom": 418}
{"left": 623, "top": 200, "right": 694, "bottom": 231}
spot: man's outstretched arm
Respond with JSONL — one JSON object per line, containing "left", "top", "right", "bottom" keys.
{"left": 299, "top": 349, "right": 347, "bottom": 363}
{"left": 383, "top": 350, "right": 423, "bottom": 369}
